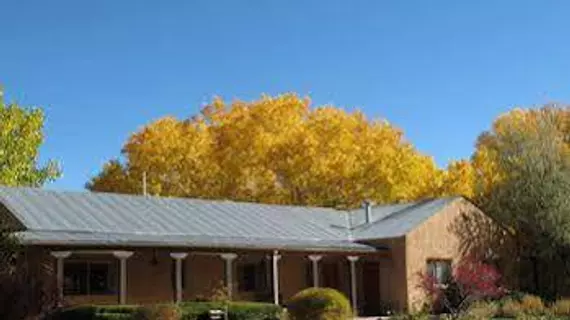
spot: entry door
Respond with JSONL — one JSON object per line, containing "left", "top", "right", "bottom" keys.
{"left": 362, "top": 262, "right": 381, "bottom": 315}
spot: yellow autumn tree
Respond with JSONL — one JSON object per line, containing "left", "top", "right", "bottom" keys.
{"left": 88, "top": 94, "right": 461, "bottom": 208}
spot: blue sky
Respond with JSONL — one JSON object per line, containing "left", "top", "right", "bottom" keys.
{"left": 1, "top": 1, "right": 569, "bottom": 190}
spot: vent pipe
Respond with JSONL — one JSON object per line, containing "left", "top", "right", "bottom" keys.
{"left": 363, "top": 200, "right": 373, "bottom": 224}
{"left": 142, "top": 171, "right": 148, "bottom": 196}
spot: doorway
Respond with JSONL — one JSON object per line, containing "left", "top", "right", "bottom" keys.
{"left": 362, "top": 262, "right": 381, "bottom": 315}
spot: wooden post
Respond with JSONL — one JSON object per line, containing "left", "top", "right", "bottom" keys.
{"left": 347, "top": 256, "right": 360, "bottom": 315}
{"left": 50, "top": 251, "right": 72, "bottom": 304}
{"left": 220, "top": 253, "right": 238, "bottom": 300}
{"left": 308, "top": 255, "right": 322, "bottom": 287}
{"left": 113, "top": 251, "right": 134, "bottom": 305}
{"left": 272, "top": 250, "right": 281, "bottom": 305}
{"left": 170, "top": 253, "right": 188, "bottom": 303}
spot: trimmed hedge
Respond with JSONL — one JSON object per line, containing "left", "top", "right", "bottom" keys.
{"left": 50, "top": 302, "right": 282, "bottom": 320}
{"left": 286, "top": 288, "right": 352, "bottom": 320}
{"left": 178, "top": 301, "right": 282, "bottom": 320}
{"left": 51, "top": 305, "right": 137, "bottom": 320}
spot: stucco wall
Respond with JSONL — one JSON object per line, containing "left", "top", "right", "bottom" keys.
{"left": 185, "top": 254, "right": 224, "bottom": 301}
{"left": 370, "top": 237, "right": 408, "bottom": 312}
{"left": 404, "top": 198, "right": 486, "bottom": 311}
{"left": 280, "top": 254, "right": 309, "bottom": 301}
{"left": 46, "top": 249, "right": 325, "bottom": 305}
{"left": 127, "top": 249, "right": 173, "bottom": 304}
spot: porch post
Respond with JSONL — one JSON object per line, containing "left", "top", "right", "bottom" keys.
{"left": 272, "top": 250, "right": 281, "bottom": 305}
{"left": 50, "top": 251, "right": 72, "bottom": 303}
{"left": 308, "top": 255, "right": 322, "bottom": 287}
{"left": 347, "top": 256, "right": 360, "bottom": 314}
{"left": 220, "top": 253, "right": 238, "bottom": 300}
{"left": 113, "top": 251, "right": 134, "bottom": 305}
{"left": 170, "top": 252, "right": 188, "bottom": 303}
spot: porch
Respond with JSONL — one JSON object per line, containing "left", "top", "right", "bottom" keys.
{"left": 49, "top": 248, "right": 392, "bottom": 316}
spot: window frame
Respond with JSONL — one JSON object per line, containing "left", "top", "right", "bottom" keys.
{"left": 426, "top": 259, "right": 452, "bottom": 286}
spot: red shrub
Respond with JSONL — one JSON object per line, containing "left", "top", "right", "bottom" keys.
{"left": 453, "top": 258, "right": 503, "bottom": 299}
{"left": 418, "top": 257, "right": 504, "bottom": 315}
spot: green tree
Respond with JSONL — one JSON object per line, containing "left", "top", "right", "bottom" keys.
{"left": 475, "top": 106, "right": 570, "bottom": 298}
{"left": 0, "top": 87, "right": 60, "bottom": 319}
{"left": 0, "top": 88, "right": 60, "bottom": 186}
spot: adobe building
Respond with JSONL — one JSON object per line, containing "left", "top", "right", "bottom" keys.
{"left": 0, "top": 187, "right": 488, "bottom": 315}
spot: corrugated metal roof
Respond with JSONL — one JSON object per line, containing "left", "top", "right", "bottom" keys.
{"left": 351, "top": 197, "right": 459, "bottom": 240}
{"left": 0, "top": 187, "right": 461, "bottom": 252}
{"left": 347, "top": 202, "right": 419, "bottom": 228}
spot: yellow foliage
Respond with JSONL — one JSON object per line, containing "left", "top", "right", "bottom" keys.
{"left": 88, "top": 94, "right": 469, "bottom": 207}
{"left": 551, "top": 298, "right": 570, "bottom": 316}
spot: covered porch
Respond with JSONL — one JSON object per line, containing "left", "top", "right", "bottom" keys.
{"left": 49, "top": 247, "right": 392, "bottom": 316}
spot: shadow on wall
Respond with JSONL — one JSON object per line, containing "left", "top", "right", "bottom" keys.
{"left": 449, "top": 207, "right": 519, "bottom": 288}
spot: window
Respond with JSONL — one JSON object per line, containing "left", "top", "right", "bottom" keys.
{"left": 64, "top": 261, "right": 116, "bottom": 295}
{"left": 237, "top": 260, "right": 268, "bottom": 292}
{"left": 427, "top": 260, "right": 452, "bottom": 285}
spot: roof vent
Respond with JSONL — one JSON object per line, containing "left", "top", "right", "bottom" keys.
{"left": 363, "top": 200, "right": 373, "bottom": 224}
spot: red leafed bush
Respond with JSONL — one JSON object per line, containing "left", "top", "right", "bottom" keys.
{"left": 418, "top": 257, "right": 504, "bottom": 316}
{"left": 453, "top": 258, "right": 503, "bottom": 299}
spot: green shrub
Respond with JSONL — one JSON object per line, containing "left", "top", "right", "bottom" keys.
{"left": 51, "top": 305, "right": 137, "bottom": 320}
{"left": 51, "top": 302, "right": 281, "bottom": 320}
{"left": 519, "top": 294, "right": 545, "bottom": 315}
{"left": 99, "top": 305, "right": 139, "bottom": 314}
{"left": 133, "top": 305, "right": 180, "bottom": 320}
{"left": 550, "top": 298, "right": 570, "bottom": 316}
{"left": 179, "top": 301, "right": 282, "bottom": 320}
{"left": 286, "top": 288, "right": 352, "bottom": 320}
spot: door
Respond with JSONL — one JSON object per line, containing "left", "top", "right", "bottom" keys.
{"left": 362, "top": 262, "right": 381, "bottom": 315}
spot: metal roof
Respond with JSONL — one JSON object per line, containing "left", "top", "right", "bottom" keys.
{"left": 350, "top": 197, "right": 459, "bottom": 240}
{"left": 0, "top": 187, "right": 461, "bottom": 252}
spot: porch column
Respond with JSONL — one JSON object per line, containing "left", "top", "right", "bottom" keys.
{"left": 308, "top": 255, "right": 322, "bottom": 287}
{"left": 220, "top": 253, "right": 238, "bottom": 300}
{"left": 50, "top": 251, "right": 72, "bottom": 303}
{"left": 347, "top": 256, "right": 360, "bottom": 314}
{"left": 170, "top": 252, "right": 188, "bottom": 303}
{"left": 113, "top": 251, "right": 134, "bottom": 305}
{"left": 272, "top": 250, "right": 281, "bottom": 305}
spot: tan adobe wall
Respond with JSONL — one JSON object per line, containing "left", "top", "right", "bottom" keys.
{"left": 31, "top": 245, "right": 399, "bottom": 311}
{"left": 404, "top": 198, "right": 488, "bottom": 311}
{"left": 127, "top": 249, "right": 173, "bottom": 304}
{"left": 280, "top": 254, "right": 310, "bottom": 301}
{"left": 368, "top": 237, "right": 408, "bottom": 312}
{"left": 41, "top": 249, "right": 326, "bottom": 305}
{"left": 185, "top": 254, "right": 224, "bottom": 301}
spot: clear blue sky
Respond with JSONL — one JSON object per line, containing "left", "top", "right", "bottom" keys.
{"left": 1, "top": 1, "right": 569, "bottom": 190}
